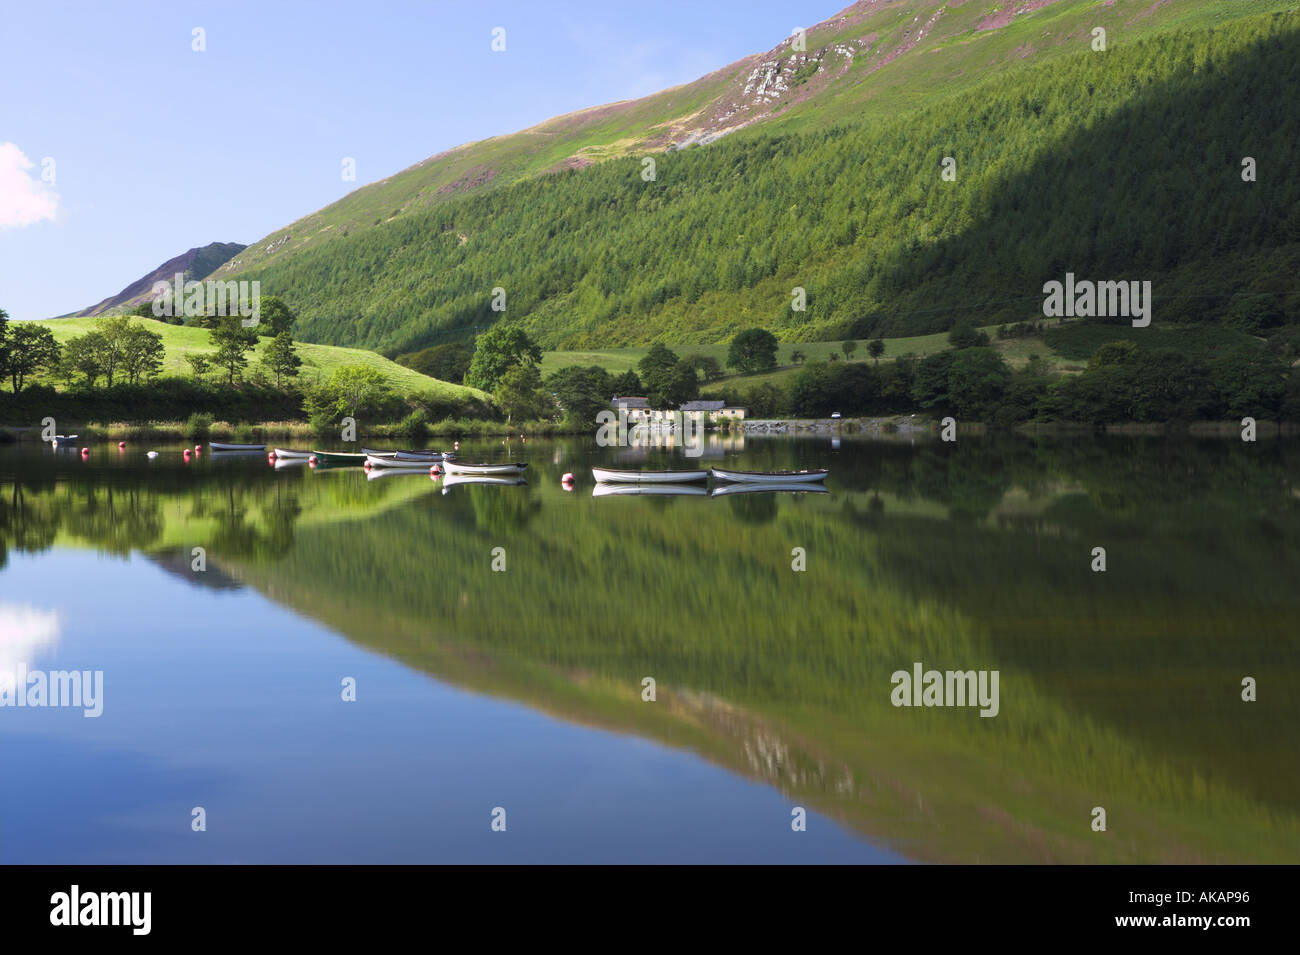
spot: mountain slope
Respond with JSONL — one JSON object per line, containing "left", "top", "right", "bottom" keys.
{"left": 215, "top": 0, "right": 1290, "bottom": 285}
{"left": 74, "top": 241, "right": 246, "bottom": 317}
{"left": 212, "top": 6, "right": 1300, "bottom": 353}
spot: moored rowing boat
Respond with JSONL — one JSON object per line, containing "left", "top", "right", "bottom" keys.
{"left": 272, "top": 448, "right": 313, "bottom": 459}
{"left": 395, "top": 449, "right": 448, "bottom": 461}
{"left": 366, "top": 464, "right": 430, "bottom": 480}
{"left": 592, "top": 467, "right": 708, "bottom": 484}
{"left": 311, "top": 451, "right": 368, "bottom": 465}
{"left": 361, "top": 448, "right": 451, "bottom": 460}
{"left": 210, "top": 441, "right": 266, "bottom": 451}
{"left": 710, "top": 467, "right": 828, "bottom": 483}
{"left": 365, "top": 454, "right": 437, "bottom": 469}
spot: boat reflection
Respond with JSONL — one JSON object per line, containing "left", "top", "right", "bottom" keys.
{"left": 592, "top": 483, "right": 709, "bottom": 497}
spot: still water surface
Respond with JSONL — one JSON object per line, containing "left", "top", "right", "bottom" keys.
{"left": 1, "top": 435, "right": 1296, "bottom": 863}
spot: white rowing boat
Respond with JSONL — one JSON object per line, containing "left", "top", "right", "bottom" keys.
{"left": 395, "top": 450, "right": 448, "bottom": 461}
{"left": 710, "top": 467, "right": 828, "bottom": 483}
{"left": 366, "top": 464, "right": 430, "bottom": 480}
{"left": 365, "top": 454, "right": 436, "bottom": 469}
{"left": 210, "top": 441, "right": 266, "bottom": 451}
{"left": 51, "top": 434, "right": 79, "bottom": 447}
{"left": 272, "top": 448, "right": 313, "bottom": 459}
{"left": 591, "top": 467, "right": 708, "bottom": 484}
{"left": 442, "top": 461, "right": 528, "bottom": 476}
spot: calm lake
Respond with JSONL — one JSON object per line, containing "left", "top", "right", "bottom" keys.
{"left": 1, "top": 434, "right": 1297, "bottom": 863}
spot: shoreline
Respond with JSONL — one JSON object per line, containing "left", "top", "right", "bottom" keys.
{"left": 3, "top": 417, "right": 1297, "bottom": 445}
{"left": 741, "top": 417, "right": 1300, "bottom": 438}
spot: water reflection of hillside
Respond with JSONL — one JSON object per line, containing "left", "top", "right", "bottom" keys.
{"left": 2, "top": 439, "right": 1297, "bottom": 862}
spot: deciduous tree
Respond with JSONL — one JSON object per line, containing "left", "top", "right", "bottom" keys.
{"left": 727, "top": 329, "right": 778, "bottom": 374}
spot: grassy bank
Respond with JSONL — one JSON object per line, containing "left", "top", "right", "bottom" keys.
{"left": 30, "top": 316, "right": 484, "bottom": 401}
{"left": 1, "top": 417, "right": 581, "bottom": 444}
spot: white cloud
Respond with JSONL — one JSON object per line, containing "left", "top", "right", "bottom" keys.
{"left": 0, "top": 142, "right": 60, "bottom": 228}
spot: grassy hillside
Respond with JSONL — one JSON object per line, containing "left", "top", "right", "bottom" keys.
{"left": 216, "top": 7, "right": 1300, "bottom": 354}
{"left": 215, "top": 0, "right": 1291, "bottom": 283}
{"left": 30, "top": 317, "right": 485, "bottom": 401}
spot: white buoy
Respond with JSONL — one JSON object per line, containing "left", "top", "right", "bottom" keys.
{"left": 146, "top": 451, "right": 159, "bottom": 459}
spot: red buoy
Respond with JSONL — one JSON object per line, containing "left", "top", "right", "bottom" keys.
{"left": 561, "top": 472, "right": 575, "bottom": 491}
{"left": 117, "top": 441, "right": 126, "bottom": 450}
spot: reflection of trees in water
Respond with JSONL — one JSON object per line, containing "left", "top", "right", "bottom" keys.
{"left": 0, "top": 481, "right": 163, "bottom": 559}
{"left": 908, "top": 447, "right": 1013, "bottom": 522}
{"left": 265, "top": 486, "right": 302, "bottom": 558}
{"left": 0, "top": 483, "right": 59, "bottom": 569}
{"left": 199, "top": 481, "right": 301, "bottom": 560}
{"left": 468, "top": 484, "right": 541, "bottom": 536}
{"left": 220, "top": 435, "right": 1300, "bottom": 857}
{"left": 726, "top": 491, "right": 778, "bottom": 525}
{"left": 0, "top": 467, "right": 310, "bottom": 564}
{"left": 66, "top": 485, "right": 165, "bottom": 555}
{"left": 838, "top": 495, "right": 885, "bottom": 530}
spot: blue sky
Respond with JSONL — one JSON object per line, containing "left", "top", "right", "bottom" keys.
{"left": 0, "top": 0, "right": 839, "bottom": 321}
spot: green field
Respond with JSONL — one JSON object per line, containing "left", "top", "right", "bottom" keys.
{"left": 30, "top": 316, "right": 486, "bottom": 401}
{"left": 541, "top": 321, "right": 1073, "bottom": 392}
